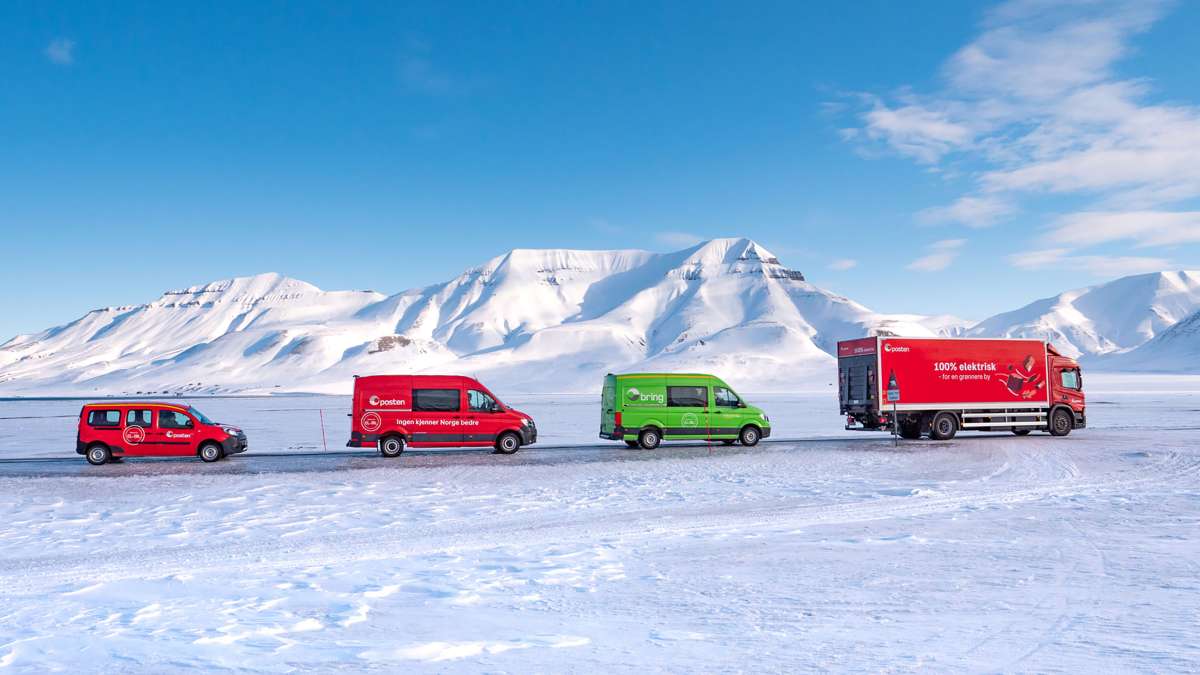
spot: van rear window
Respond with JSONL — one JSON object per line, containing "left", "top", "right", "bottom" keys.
{"left": 413, "top": 389, "right": 461, "bottom": 412}
{"left": 87, "top": 410, "right": 121, "bottom": 426}
{"left": 667, "top": 386, "right": 707, "bottom": 407}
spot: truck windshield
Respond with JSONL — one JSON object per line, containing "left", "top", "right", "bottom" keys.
{"left": 188, "top": 407, "right": 216, "bottom": 424}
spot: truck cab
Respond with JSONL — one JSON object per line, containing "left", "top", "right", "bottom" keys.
{"left": 1048, "top": 348, "right": 1086, "bottom": 432}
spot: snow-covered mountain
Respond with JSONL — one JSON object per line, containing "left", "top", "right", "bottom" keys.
{"left": 966, "top": 271, "right": 1200, "bottom": 359}
{"left": 1097, "top": 308, "right": 1200, "bottom": 372}
{"left": 0, "top": 239, "right": 959, "bottom": 395}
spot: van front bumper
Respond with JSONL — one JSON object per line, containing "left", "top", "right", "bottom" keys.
{"left": 221, "top": 433, "right": 249, "bottom": 455}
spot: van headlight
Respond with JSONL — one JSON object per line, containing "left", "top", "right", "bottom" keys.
{"left": 760, "top": 413, "right": 769, "bottom": 422}
{"left": 222, "top": 426, "right": 240, "bottom": 436}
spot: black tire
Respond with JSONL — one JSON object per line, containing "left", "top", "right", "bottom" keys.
{"left": 85, "top": 444, "right": 110, "bottom": 466}
{"left": 379, "top": 435, "right": 405, "bottom": 458}
{"left": 898, "top": 420, "right": 923, "bottom": 440}
{"left": 1012, "top": 428, "right": 1032, "bottom": 436}
{"left": 721, "top": 439, "right": 736, "bottom": 446}
{"left": 638, "top": 428, "right": 661, "bottom": 450}
{"left": 495, "top": 432, "right": 521, "bottom": 454}
{"left": 199, "top": 442, "right": 223, "bottom": 463}
{"left": 739, "top": 425, "right": 761, "bottom": 447}
{"left": 1049, "top": 408, "right": 1073, "bottom": 437}
{"left": 624, "top": 440, "right": 639, "bottom": 448}
{"left": 929, "top": 412, "right": 958, "bottom": 441}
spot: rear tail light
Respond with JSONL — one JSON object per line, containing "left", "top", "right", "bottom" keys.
{"left": 615, "top": 412, "right": 622, "bottom": 426}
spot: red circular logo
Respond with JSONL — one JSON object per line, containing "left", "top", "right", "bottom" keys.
{"left": 123, "top": 425, "right": 146, "bottom": 445}
{"left": 361, "top": 412, "right": 382, "bottom": 433}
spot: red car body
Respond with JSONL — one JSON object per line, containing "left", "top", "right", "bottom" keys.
{"left": 838, "top": 337, "right": 1085, "bottom": 439}
{"left": 77, "top": 401, "right": 247, "bottom": 464}
{"left": 347, "top": 375, "right": 536, "bottom": 456}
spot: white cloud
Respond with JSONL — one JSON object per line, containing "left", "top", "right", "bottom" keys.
{"left": 907, "top": 239, "right": 965, "bottom": 272}
{"left": 917, "top": 195, "right": 1016, "bottom": 228}
{"left": 1008, "top": 248, "right": 1172, "bottom": 277}
{"left": 1044, "top": 211, "right": 1200, "bottom": 248}
{"left": 45, "top": 38, "right": 75, "bottom": 66}
{"left": 828, "top": 258, "right": 857, "bottom": 271}
{"left": 843, "top": 0, "right": 1200, "bottom": 273}
{"left": 655, "top": 231, "right": 703, "bottom": 248}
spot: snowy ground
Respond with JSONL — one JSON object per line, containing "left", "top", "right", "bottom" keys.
{"left": 1, "top": 386, "right": 1199, "bottom": 671}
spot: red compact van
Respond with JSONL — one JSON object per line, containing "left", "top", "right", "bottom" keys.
{"left": 77, "top": 402, "right": 248, "bottom": 465}
{"left": 347, "top": 375, "right": 536, "bottom": 457}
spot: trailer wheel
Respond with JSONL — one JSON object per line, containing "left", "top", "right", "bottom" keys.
{"left": 638, "top": 428, "right": 661, "bottom": 450}
{"left": 379, "top": 435, "right": 405, "bottom": 458}
{"left": 739, "top": 426, "right": 761, "bottom": 447}
{"left": 1049, "top": 409, "right": 1073, "bottom": 437}
{"left": 199, "top": 442, "right": 223, "bottom": 463}
{"left": 85, "top": 444, "right": 111, "bottom": 466}
{"left": 898, "top": 419, "right": 922, "bottom": 440}
{"left": 929, "top": 412, "right": 958, "bottom": 441}
{"left": 624, "top": 440, "right": 639, "bottom": 448}
{"left": 1012, "top": 428, "right": 1032, "bottom": 436}
{"left": 495, "top": 432, "right": 521, "bottom": 454}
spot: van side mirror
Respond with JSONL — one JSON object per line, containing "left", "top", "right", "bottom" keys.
{"left": 738, "top": 401, "right": 747, "bottom": 408}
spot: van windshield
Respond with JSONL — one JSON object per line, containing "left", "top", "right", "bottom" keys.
{"left": 188, "top": 407, "right": 215, "bottom": 425}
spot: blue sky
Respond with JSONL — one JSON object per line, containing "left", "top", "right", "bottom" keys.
{"left": 4, "top": 0, "right": 1200, "bottom": 340}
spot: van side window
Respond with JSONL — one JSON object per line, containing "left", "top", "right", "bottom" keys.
{"left": 87, "top": 410, "right": 121, "bottom": 427}
{"left": 667, "top": 386, "right": 707, "bottom": 407}
{"left": 126, "top": 409, "right": 153, "bottom": 426}
{"left": 413, "top": 389, "right": 461, "bottom": 412}
{"left": 714, "top": 387, "right": 741, "bottom": 408}
{"left": 158, "top": 410, "right": 194, "bottom": 429}
{"left": 467, "top": 390, "right": 498, "bottom": 412}
{"left": 1061, "top": 369, "right": 1080, "bottom": 390}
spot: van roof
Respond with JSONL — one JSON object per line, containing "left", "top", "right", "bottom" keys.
{"left": 82, "top": 401, "right": 192, "bottom": 410}
{"left": 612, "top": 373, "right": 719, "bottom": 378}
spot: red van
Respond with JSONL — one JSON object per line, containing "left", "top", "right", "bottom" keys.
{"left": 347, "top": 375, "right": 536, "bottom": 457}
{"left": 77, "top": 402, "right": 248, "bottom": 465}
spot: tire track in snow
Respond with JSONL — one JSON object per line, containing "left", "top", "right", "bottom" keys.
{"left": 3, "top": 446, "right": 1195, "bottom": 595}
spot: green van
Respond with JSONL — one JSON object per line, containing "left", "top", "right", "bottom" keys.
{"left": 600, "top": 373, "right": 771, "bottom": 449}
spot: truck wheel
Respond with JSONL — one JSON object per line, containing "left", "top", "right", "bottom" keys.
{"left": 1012, "top": 428, "right": 1032, "bottom": 436}
{"left": 899, "top": 420, "right": 922, "bottom": 440}
{"left": 85, "top": 444, "right": 111, "bottom": 466}
{"left": 638, "top": 428, "right": 661, "bottom": 450}
{"left": 1049, "top": 409, "right": 1073, "bottom": 437}
{"left": 199, "top": 442, "right": 223, "bottom": 463}
{"left": 379, "top": 435, "right": 405, "bottom": 458}
{"left": 739, "top": 426, "right": 761, "bottom": 447}
{"left": 624, "top": 440, "right": 639, "bottom": 448}
{"left": 929, "top": 412, "right": 958, "bottom": 441}
{"left": 495, "top": 432, "right": 521, "bottom": 454}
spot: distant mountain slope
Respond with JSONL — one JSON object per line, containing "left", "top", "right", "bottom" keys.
{"left": 1097, "top": 308, "right": 1200, "bottom": 372}
{"left": 0, "top": 239, "right": 957, "bottom": 395}
{"left": 966, "top": 271, "right": 1200, "bottom": 358}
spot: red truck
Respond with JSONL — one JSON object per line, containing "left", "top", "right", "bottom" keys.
{"left": 838, "top": 337, "right": 1085, "bottom": 440}
{"left": 347, "top": 374, "right": 536, "bottom": 457}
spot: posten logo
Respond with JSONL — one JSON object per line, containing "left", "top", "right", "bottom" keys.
{"left": 883, "top": 343, "right": 911, "bottom": 353}
{"left": 368, "top": 395, "right": 406, "bottom": 407}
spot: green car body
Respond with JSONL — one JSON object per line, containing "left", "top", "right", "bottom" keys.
{"left": 599, "top": 373, "right": 771, "bottom": 449}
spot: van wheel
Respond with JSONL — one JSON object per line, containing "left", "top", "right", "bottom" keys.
{"left": 1049, "top": 409, "right": 1073, "bottom": 437}
{"left": 379, "top": 435, "right": 405, "bottom": 458}
{"left": 739, "top": 426, "right": 761, "bottom": 447}
{"left": 638, "top": 428, "right": 661, "bottom": 450}
{"left": 495, "top": 432, "right": 521, "bottom": 455}
{"left": 624, "top": 440, "right": 639, "bottom": 448}
{"left": 85, "top": 444, "right": 111, "bottom": 465}
{"left": 929, "top": 413, "right": 958, "bottom": 441}
{"left": 199, "top": 442, "right": 223, "bottom": 463}
{"left": 1012, "top": 428, "right": 1032, "bottom": 436}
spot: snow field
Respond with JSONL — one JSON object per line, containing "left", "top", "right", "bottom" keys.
{"left": 1, "top": 391, "right": 1199, "bottom": 671}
